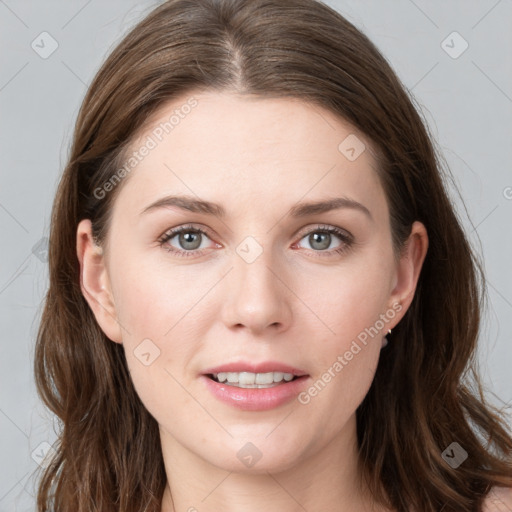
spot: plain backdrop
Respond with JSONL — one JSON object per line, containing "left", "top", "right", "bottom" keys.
{"left": 0, "top": 1, "right": 511, "bottom": 509}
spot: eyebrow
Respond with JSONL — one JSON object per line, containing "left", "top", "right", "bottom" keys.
{"left": 140, "top": 195, "right": 372, "bottom": 220}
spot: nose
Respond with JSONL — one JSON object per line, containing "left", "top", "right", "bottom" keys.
{"left": 220, "top": 240, "right": 293, "bottom": 336}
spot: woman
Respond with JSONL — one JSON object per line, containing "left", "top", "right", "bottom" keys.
{"left": 34, "top": 0, "right": 512, "bottom": 510}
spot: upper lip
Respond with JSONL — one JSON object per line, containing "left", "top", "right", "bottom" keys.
{"left": 202, "top": 361, "right": 308, "bottom": 376}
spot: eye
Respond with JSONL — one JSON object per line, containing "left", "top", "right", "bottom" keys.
{"left": 294, "top": 224, "right": 353, "bottom": 257}
{"left": 158, "top": 224, "right": 219, "bottom": 257}
{"left": 158, "top": 223, "right": 354, "bottom": 259}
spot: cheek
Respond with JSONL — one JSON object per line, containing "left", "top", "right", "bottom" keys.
{"left": 108, "top": 257, "right": 220, "bottom": 413}
{"left": 294, "top": 256, "right": 392, "bottom": 406}
{"left": 298, "top": 259, "right": 393, "bottom": 347}
{"left": 110, "top": 255, "right": 216, "bottom": 340}
{"left": 295, "top": 281, "right": 385, "bottom": 443}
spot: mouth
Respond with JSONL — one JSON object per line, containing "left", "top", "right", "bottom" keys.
{"left": 206, "top": 371, "right": 301, "bottom": 389}
{"left": 200, "top": 361, "right": 309, "bottom": 410}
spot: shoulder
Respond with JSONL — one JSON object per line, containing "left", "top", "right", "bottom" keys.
{"left": 481, "top": 486, "right": 512, "bottom": 512}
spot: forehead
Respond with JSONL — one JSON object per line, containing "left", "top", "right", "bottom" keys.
{"left": 111, "top": 90, "right": 385, "bottom": 218}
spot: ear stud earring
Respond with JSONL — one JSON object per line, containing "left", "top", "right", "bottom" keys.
{"left": 382, "top": 329, "right": 392, "bottom": 349}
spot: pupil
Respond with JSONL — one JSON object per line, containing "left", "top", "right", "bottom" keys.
{"left": 310, "top": 232, "right": 330, "bottom": 250}
{"left": 180, "top": 231, "right": 201, "bottom": 250}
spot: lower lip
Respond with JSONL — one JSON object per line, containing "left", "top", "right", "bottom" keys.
{"left": 201, "top": 375, "right": 309, "bottom": 411}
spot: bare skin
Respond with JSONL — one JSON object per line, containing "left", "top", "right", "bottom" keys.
{"left": 77, "top": 91, "right": 429, "bottom": 511}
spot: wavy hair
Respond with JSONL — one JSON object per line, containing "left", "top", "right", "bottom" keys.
{"left": 35, "top": 0, "right": 512, "bottom": 510}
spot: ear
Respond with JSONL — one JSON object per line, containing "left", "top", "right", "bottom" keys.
{"left": 76, "top": 219, "right": 123, "bottom": 344}
{"left": 387, "top": 221, "right": 429, "bottom": 329}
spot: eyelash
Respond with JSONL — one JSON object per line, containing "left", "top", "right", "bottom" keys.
{"left": 157, "top": 223, "right": 354, "bottom": 259}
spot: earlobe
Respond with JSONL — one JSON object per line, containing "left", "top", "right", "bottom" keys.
{"left": 76, "top": 219, "right": 123, "bottom": 344}
{"left": 388, "top": 221, "right": 429, "bottom": 328}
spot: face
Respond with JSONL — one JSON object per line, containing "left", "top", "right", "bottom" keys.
{"left": 78, "top": 90, "right": 426, "bottom": 474}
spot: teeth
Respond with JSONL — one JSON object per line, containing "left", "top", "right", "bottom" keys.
{"left": 273, "top": 371, "right": 284, "bottom": 382}
{"left": 226, "top": 372, "right": 238, "bottom": 383}
{"left": 239, "top": 372, "right": 255, "bottom": 385}
{"left": 212, "top": 371, "right": 297, "bottom": 388}
{"left": 255, "top": 372, "right": 274, "bottom": 385}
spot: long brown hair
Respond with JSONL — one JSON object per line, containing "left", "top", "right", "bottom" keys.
{"left": 35, "top": 0, "right": 512, "bottom": 510}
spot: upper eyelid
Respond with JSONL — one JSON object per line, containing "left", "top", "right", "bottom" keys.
{"left": 305, "top": 224, "right": 351, "bottom": 237}
{"left": 159, "top": 223, "right": 214, "bottom": 241}
{"left": 160, "top": 223, "right": 352, "bottom": 245}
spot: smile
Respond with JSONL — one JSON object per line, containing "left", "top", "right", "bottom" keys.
{"left": 208, "top": 371, "right": 298, "bottom": 388}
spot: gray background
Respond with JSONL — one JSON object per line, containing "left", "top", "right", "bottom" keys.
{"left": 0, "top": 0, "right": 511, "bottom": 509}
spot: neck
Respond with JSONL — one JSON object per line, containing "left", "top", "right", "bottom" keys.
{"left": 159, "top": 415, "right": 387, "bottom": 512}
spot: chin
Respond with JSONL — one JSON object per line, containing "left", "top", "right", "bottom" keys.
{"left": 198, "top": 433, "right": 311, "bottom": 475}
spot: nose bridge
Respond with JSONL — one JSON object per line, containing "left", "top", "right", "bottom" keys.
{"left": 233, "top": 234, "right": 282, "bottom": 300}
{"left": 223, "top": 234, "right": 292, "bottom": 333}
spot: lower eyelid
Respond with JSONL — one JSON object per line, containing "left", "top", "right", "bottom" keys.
{"left": 159, "top": 226, "right": 353, "bottom": 256}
